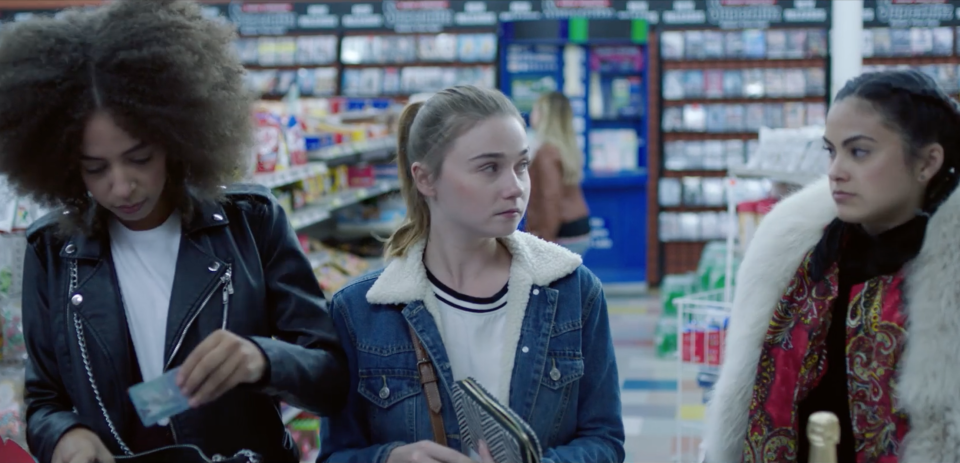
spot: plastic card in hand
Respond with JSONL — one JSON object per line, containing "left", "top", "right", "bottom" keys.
{"left": 128, "top": 368, "right": 190, "bottom": 427}
{"left": 452, "top": 378, "right": 542, "bottom": 463}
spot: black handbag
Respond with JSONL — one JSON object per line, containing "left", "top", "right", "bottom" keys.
{"left": 113, "top": 445, "right": 260, "bottom": 463}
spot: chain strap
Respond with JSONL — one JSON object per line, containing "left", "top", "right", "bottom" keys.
{"left": 69, "top": 259, "right": 134, "bottom": 456}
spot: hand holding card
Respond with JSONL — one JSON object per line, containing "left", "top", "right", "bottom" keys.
{"left": 176, "top": 330, "right": 267, "bottom": 408}
{"left": 128, "top": 368, "right": 191, "bottom": 427}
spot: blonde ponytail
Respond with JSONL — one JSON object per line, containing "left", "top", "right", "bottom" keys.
{"left": 383, "top": 86, "right": 525, "bottom": 259}
{"left": 385, "top": 102, "right": 429, "bottom": 259}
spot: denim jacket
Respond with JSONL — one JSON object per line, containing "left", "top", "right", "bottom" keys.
{"left": 319, "top": 231, "right": 625, "bottom": 463}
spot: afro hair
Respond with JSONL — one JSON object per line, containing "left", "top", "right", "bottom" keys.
{"left": 0, "top": 0, "right": 254, "bottom": 235}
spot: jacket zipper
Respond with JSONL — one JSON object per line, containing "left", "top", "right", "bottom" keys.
{"left": 164, "top": 266, "right": 233, "bottom": 371}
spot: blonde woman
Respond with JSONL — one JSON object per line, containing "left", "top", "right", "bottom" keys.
{"left": 526, "top": 92, "right": 591, "bottom": 254}
{"left": 319, "top": 85, "right": 624, "bottom": 463}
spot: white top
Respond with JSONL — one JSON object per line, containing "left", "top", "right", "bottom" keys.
{"left": 109, "top": 213, "right": 182, "bottom": 382}
{"left": 428, "top": 270, "right": 510, "bottom": 404}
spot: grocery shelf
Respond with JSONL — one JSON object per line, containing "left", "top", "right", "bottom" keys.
{"left": 251, "top": 163, "right": 329, "bottom": 189}
{"left": 728, "top": 166, "right": 822, "bottom": 186}
{"left": 336, "top": 216, "right": 404, "bottom": 238}
{"left": 288, "top": 180, "right": 401, "bottom": 230}
{"left": 308, "top": 137, "right": 396, "bottom": 167}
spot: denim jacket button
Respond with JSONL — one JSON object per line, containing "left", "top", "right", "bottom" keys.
{"left": 550, "top": 367, "right": 561, "bottom": 381}
{"left": 522, "top": 346, "right": 529, "bottom": 353}
{"left": 532, "top": 288, "right": 540, "bottom": 295}
{"left": 71, "top": 294, "right": 83, "bottom": 306}
{"left": 379, "top": 386, "right": 390, "bottom": 399}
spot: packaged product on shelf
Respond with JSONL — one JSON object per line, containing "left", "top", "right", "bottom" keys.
{"left": 662, "top": 107, "right": 684, "bottom": 132}
{"left": 737, "top": 201, "right": 759, "bottom": 254}
{"left": 764, "top": 104, "right": 784, "bottom": 129}
{"left": 744, "top": 103, "right": 765, "bottom": 132}
{"left": 725, "top": 139, "right": 746, "bottom": 168}
{"left": 764, "top": 69, "right": 785, "bottom": 98}
{"left": 784, "top": 103, "right": 806, "bottom": 129}
{"left": 805, "top": 29, "right": 828, "bottom": 57}
{"left": 862, "top": 29, "right": 875, "bottom": 58}
{"left": 702, "top": 141, "right": 725, "bottom": 170}
{"left": 724, "top": 30, "right": 745, "bottom": 59}
{"left": 0, "top": 365, "right": 24, "bottom": 446}
{"left": 765, "top": 30, "right": 787, "bottom": 59}
{"left": 704, "top": 70, "right": 723, "bottom": 99}
{"left": 257, "top": 37, "right": 279, "bottom": 66}
{"left": 932, "top": 27, "right": 953, "bottom": 56}
{"left": 910, "top": 27, "right": 934, "bottom": 56}
{"left": 704, "top": 105, "right": 725, "bottom": 134}
{"left": 347, "top": 165, "right": 376, "bottom": 188}
{"left": 233, "top": 38, "right": 259, "bottom": 65}
{"left": 658, "top": 212, "right": 680, "bottom": 241}
{"left": 0, "top": 235, "right": 26, "bottom": 300}
{"left": 659, "top": 178, "right": 682, "bottom": 207}
{"left": 784, "top": 69, "right": 806, "bottom": 98}
{"left": 681, "top": 320, "right": 705, "bottom": 364}
{"left": 254, "top": 111, "right": 285, "bottom": 173}
{"left": 891, "top": 28, "right": 912, "bottom": 56}
{"left": 936, "top": 65, "right": 957, "bottom": 93}
{"left": 701, "top": 178, "right": 725, "bottom": 207}
{"left": 722, "top": 70, "right": 743, "bottom": 98}
{"left": 873, "top": 28, "right": 892, "bottom": 57}
{"left": 743, "top": 29, "right": 766, "bottom": 59}
{"left": 682, "top": 71, "right": 704, "bottom": 99}
{"left": 678, "top": 213, "right": 701, "bottom": 241}
{"left": 654, "top": 315, "right": 678, "bottom": 358}
{"left": 663, "top": 71, "right": 684, "bottom": 100}
{"left": 660, "top": 31, "right": 684, "bottom": 60}
{"left": 664, "top": 141, "right": 688, "bottom": 171}
{"left": 805, "top": 68, "right": 826, "bottom": 97}
{"left": 723, "top": 105, "right": 745, "bottom": 133}
{"left": 705, "top": 317, "right": 728, "bottom": 366}
{"left": 418, "top": 34, "right": 458, "bottom": 62}
{"left": 683, "top": 141, "right": 704, "bottom": 170}
{"left": 742, "top": 69, "right": 764, "bottom": 98}
{"left": 0, "top": 297, "right": 24, "bottom": 363}
{"left": 684, "top": 30, "right": 705, "bottom": 60}
{"left": 703, "top": 31, "right": 724, "bottom": 59}
{"left": 806, "top": 103, "right": 826, "bottom": 126}
{"left": 785, "top": 29, "right": 807, "bottom": 59}
{"left": 682, "top": 104, "right": 706, "bottom": 132}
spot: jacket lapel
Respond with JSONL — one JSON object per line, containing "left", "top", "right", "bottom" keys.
{"left": 401, "top": 302, "right": 458, "bottom": 441}
{"left": 162, "top": 233, "right": 227, "bottom": 368}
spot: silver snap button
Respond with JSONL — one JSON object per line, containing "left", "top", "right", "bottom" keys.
{"left": 158, "top": 417, "right": 170, "bottom": 426}
{"left": 379, "top": 386, "right": 390, "bottom": 400}
{"left": 71, "top": 294, "right": 83, "bottom": 306}
{"left": 212, "top": 214, "right": 224, "bottom": 221}
{"left": 62, "top": 210, "right": 71, "bottom": 215}
{"left": 64, "top": 244, "right": 76, "bottom": 254}
{"left": 521, "top": 346, "right": 529, "bottom": 353}
{"left": 208, "top": 262, "right": 221, "bottom": 272}
{"left": 550, "top": 367, "right": 561, "bottom": 381}
{"left": 532, "top": 288, "right": 540, "bottom": 295}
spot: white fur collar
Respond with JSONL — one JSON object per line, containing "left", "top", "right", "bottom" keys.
{"left": 366, "top": 231, "right": 582, "bottom": 402}
{"left": 705, "top": 176, "right": 960, "bottom": 463}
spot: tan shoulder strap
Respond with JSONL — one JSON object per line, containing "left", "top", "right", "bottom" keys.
{"left": 408, "top": 324, "right": 447, "bottom": 446}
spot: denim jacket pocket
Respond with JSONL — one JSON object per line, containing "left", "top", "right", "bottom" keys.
{"left": 540, "top": 354, "right": 585, "bottom": 390}
{"left": 358, "top": 369, "right": 421, "bottom": 408}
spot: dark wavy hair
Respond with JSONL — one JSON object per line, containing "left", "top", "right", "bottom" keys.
{"left": 835, "top": 69, "right": 960, "bottom": 214}
{"left": 0, "top": 0, "right": 254, "bottom": 235}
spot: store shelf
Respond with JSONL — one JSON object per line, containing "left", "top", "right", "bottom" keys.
{"left": 582, "top": 170, "right": 648, "bottom": 188}
{"left": 251, "top": 163, "right": 329, "bottom": 189}
{"left": 328, "top": 108, "right": 397, "bottom": 123}
{"left": 661, "top": 205, "right": 726, "bottom": 213}
{"left": 343, "top": 61, "right": 494, "bottom": 69}
{"left": 288, "top": 180, "right": 401, "bottom": 230}
{"left": 662, "top": 170, "right": 727, "bottom": 178}
{"left": 663, "top": 95, "right": 825, "bottom": 107}
{"left": 728, "top": 167, "right": 822, "bottom": 185}
{"left": 864, "top": 56, "right": 960, "bottom": 66}
{"left": 336, "top": 216, "right": 404, "bottom": 238}
{"left": 308, "top": 137, "right": 396, "bottom": 167}
{"left": 662, "top": 57, "right": 827, "bottom": 70}
{"left": 662, "top": 132, "right": 759, "bottom": 141}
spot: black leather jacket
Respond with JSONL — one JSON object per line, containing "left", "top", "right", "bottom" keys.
{"left": 22, "top": 184, "right": 349, "bottom": 463}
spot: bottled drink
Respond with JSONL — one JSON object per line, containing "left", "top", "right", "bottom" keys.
{"left": 807, "top": 411, "right": 840, "bottom": 463}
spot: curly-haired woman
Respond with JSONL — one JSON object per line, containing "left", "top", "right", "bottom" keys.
{"left": 0, "top": 1, "right": 348, "bottom": 462}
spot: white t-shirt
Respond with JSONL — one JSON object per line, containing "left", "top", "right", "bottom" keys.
{"left": 428, "top": 270, "right": 509, "bottom": 403}
{"left": 109, "top": 213, "right": 182, "bottom": 382}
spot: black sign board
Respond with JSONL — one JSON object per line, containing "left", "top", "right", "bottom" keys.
{"left": 0, "top": 0, "right": 832, "bottom": 33}
{"left": 863, "top": 0, "right": 960, "bottom": 28}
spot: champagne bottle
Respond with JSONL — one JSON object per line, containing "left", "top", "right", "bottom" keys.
{"left": 807, "top": 411, "right": 840, "bottom": 463}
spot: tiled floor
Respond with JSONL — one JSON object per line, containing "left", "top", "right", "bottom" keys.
{"left": 609, "top": 294, "right": 703, "bottom": 463}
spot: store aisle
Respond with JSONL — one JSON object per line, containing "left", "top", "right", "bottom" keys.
{"left": 609, "top": 293, "right": 693, "bottom": 463}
